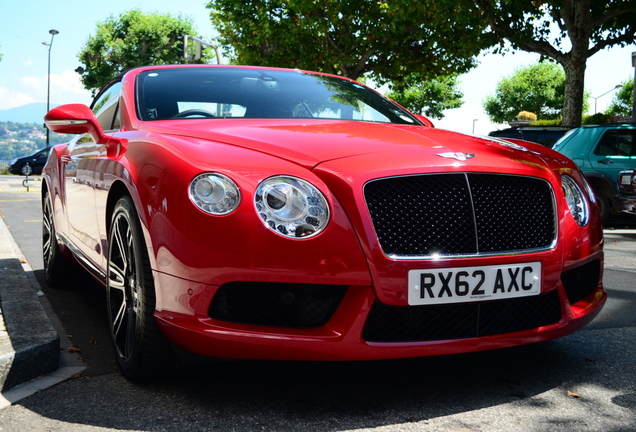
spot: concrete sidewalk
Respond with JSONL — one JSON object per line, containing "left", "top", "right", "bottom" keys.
{"left": 0, "top": 215, "right": 84, "bottom": 408}
{"left": 0, "top": 215, "right": 58, "bottom": 390}
{"left": 603, "top": 231, "right": 636, "bottom": 274}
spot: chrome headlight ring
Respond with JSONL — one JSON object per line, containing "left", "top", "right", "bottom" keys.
{"left": 255, "top": 175, "right": 330, "bottom": 238}
{"left": 562, "top": 175, "right": 589, "bottom": 227}
{"left": 189, "top": 173, "right": 241, "bottom": 215}
{"left": 578, "top": 173, "right": 596, "bottom": 204}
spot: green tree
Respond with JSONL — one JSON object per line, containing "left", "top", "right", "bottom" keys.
{"left": 76, "top": 10, "right": 202, "bottom": 94}
{"left": 470, "top": 0, "right": 636, "bottom": 127}
{"left": 206, "top": 0, "right": 492, "bottom": 84}
{"left": 387, "top": 75, "right": 464, "bottom": 120}
{"left": 483, "top": 62, "right": 566, "bottom": 124}
{"left": 606, "top": 78, "right": 634, "bottom": 118}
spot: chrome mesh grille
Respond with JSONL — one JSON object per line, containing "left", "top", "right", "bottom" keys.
{"left": 364, "top": 173, "right": 556, "bottom": 257}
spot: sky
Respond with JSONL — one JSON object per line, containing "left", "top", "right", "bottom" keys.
{"left": 1, "top": 0, "right": 635, "bottom": 135}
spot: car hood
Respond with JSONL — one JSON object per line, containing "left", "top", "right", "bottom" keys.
{"left": 141, "top": 119, "right": 555, "bottom": 174}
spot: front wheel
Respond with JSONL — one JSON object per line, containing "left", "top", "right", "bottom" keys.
{"left": 592, "top": 188, "right": 611, "bottom": 224}
{"left": 107, "top": 196, "right": 176, "bottom": 379}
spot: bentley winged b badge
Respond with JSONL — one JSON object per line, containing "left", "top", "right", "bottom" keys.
{"left": 436, "top": 152, "right": 476, "bottom": 161}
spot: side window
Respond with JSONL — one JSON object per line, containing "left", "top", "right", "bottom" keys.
{"left": 595, "top": 129, "right": 636, "bottom": 156}
{"left": 91, "top": 82, "right": 122, "bottom": 131}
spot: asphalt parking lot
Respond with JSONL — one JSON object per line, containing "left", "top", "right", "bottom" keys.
{"left": 0, "top": 174, "right": 635, "bottom": 431}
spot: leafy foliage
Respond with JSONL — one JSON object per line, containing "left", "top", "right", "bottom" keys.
{"left": 582, "top": 113, "right": 611, "bottom": 125}
{"left": 483, "top": 62, "right": 566, "bottom": 124}
{"left": 206, "top": 0, "right": 492, "bottom": 84}
{"left": 77, "top": 10, "right": 201, "bottom": 94}
{"left": 606, "top": 78, "right": 634, "bottom": 118}
{"left": 386, "top": 75, "right": 464, "bottom": 119}
{"left": 471, "top": 0, "right": 636, "bottom": 127}
{"left": 531, "top": 119, "right": 562, "bottom": 126}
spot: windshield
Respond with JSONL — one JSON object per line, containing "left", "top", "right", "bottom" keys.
{"left": 136, "top": 68, "right": 419, "bottom": 125}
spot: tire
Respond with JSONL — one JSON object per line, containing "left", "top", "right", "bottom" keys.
{"left": 107, "top": 196, "right": 177, "bottom": 379}
{"left": 593, "top": 189, "right": 611, "bottom": 224}
{"left": 42, "top": 191, "right": 72, "bottom": 287}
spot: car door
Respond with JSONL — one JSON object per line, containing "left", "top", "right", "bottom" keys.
{"left": 64, "top": 135, "right": 101, "bottom": 269}
{"left": 589, "top": 128, "right": 636, "bottom": 182}
{"left": 63, "top": 81, "right": 122, "bottom": 274}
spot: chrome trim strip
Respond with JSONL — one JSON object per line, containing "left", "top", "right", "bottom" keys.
{"left": 57, "top": 232, "right": 106, "bottom": 280}
{"left": 385, "top": 243, "right": 558, "bottom": 260}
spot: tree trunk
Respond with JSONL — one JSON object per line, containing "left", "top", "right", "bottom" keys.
{"left": 561, "top": 56, "right": 587, "bottom": 128}
{"left": 559, "top": 0, "right": 592, "bottom": 128}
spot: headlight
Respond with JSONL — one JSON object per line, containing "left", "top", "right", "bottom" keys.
{"left": 562, "top": 175, "right": 589, "bottom": 226}
{"left": 189, "top": 173, "right": 240, "bottom": 215}
{"left": 255, "top": 176, "right": 329, "bottom": 238}
{"left": 579, "top": 173, "right": 596, "bottom": 204}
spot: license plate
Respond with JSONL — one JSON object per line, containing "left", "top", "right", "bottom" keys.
{"left": 407, "top": 262, "right": 541, "bottom": 305}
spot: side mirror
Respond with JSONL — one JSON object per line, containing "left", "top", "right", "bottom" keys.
{"left": 44, "top": 104, "right": 99, "bottom": 135}
{"left": 44, "top": 104, "right": 128, "bottom": 159}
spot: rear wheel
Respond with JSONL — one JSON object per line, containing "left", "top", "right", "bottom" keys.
{"left": 107, "top": 196, "right": 176, "bottom": 379}
{"left": 42, "top": 191, "right": 71, "bottom": 287}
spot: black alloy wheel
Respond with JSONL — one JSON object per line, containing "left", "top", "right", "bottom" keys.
{"left": 107, "top": 196, "right": 176, "bottom": 379}
{"left": 42, "top": 191, "right": 71, "bottom": 287}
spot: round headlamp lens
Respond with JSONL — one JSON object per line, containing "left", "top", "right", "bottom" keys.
{"left": 562, "top": 175, "right": 589, "bottom": 227}
{"left": 255, "top": 176, "right": 329, "bottom": 238}
{"left": 189, "top": 173, "right": 240, "bottom": 215}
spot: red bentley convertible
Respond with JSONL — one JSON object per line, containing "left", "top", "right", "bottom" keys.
{"left": 42, "top": 65, "right": 606, "bottom": 379}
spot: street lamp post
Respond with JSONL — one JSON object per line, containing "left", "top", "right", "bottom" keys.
{"left": 592, "top": 85, "right": 621, "bottom": 114}
{"left": 42, "top": 29, "right": 59, "bottom": 146}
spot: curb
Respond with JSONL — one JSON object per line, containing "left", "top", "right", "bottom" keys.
{"left": 0, "top": 215, "right": 62, "bottom": 399}
{"left": 603, "top": 232, "right": 636, "bottom": 274}
{"left": 0, "top": 215, "right": 59, "bottom": 393}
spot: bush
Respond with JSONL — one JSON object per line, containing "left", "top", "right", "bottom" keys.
{"left": 582, "top": 113, "right": 610, "bottom": 125}
{"left": 530, "top": 119, "right": 562, "bottom": 126}
{"left": 517, "top": 111, "right": 537, "bottom": 121}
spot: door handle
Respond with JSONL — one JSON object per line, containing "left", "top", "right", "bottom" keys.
{"left": 597, "top": 159, "right": 614, "bottom": 165}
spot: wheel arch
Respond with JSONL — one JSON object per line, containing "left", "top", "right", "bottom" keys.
{"left": 105, "top": 180, "right": 134, "bottom": 239}
{"left": 41, "top": 178, "right": 49, "bottom": 200}
{"left": 105, "top": 180, "right": 157, "bottom": 271}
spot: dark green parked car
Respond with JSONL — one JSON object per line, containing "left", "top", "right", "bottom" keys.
{"left": 552, "top": 124, "right": 636, "bottom": 222}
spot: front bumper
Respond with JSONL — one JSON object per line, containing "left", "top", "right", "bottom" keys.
{"left": 154, "top": 255, "right": 606, "bottom": 361}
{"left": 614, "top": 194, "right": 636, "bottom": 215}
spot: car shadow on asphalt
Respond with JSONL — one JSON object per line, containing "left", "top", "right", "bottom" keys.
{"left": 13, "top": 281, "right": 635, "bottom": 432}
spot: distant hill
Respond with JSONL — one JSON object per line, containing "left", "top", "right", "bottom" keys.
{"left": 0, "top": 103, "right": 60, "bottom": 124}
